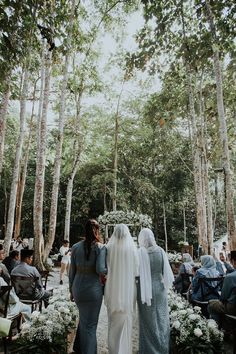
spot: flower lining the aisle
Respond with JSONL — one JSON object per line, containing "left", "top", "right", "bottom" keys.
{"left": 168, "top": 290, "right": 223, "bottom": 353}
{"left": 16, "top": 286, "right": 78, "bottom": 354}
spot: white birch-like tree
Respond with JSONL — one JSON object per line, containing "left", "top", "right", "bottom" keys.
{"left": 14, "top": 79, "right": 38, "bottom": 239}
{"left": 44, "top": 0, "right": 77, "bottom": 261}
{"left": 0, "top": 83, "right": 11, "bottom": 183}
{"left": 4, "top": 66, "right": 30, "bottom": 254}
{"left": 205, "top": 0, "right": 236, "bottom": 250}
{"left": 34, "top": 43, "right": 51, "bottom": 269}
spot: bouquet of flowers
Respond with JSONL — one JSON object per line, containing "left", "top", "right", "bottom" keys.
{"left": 16, "top": 286, "right": 78, "bottom": 354}
{"left": 168, "top": 290, "right": 223, "bottom": 353}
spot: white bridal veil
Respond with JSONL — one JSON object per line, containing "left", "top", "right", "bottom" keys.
{"left": 138, "top": 228, "right": 174, "bottom": 306}
{"left": 104, "top": 224, "right": 139, "bottom": 313}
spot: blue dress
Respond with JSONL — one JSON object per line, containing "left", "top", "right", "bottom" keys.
{"left": 137, "top": 248, "right": 170, "bottom": 354}
{"left": 69, "top": 240, "right": 107, "bottom": 354}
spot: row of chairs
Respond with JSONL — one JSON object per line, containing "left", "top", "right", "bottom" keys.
{"left": 0, "top": 271, "right": 50, "bottom": 353}
{"left": 0, "top": 285, "right": 22, "bottom": 354}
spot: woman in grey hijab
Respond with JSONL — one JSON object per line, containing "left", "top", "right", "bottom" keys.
{"left": 137, "top": 228, "right": 174, "bottom": 354}
{"left": 173, "top": 253, "right": 194, "bottom": 294}
{"left": 191, "top": 255, "right": 221, "bottom": 302}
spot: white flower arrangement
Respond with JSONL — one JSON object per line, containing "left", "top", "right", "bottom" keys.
{"left": 18, "top": 286, "right": 78, "bottom": 353}
{"left": 98, "top": 211, "right": 152, "bottom": 229}
{"left": 178, "top": 240, "right": 189, "bottom": 246}
{"left": 167, "top": 252, "right": 182, "bottom": 263}
{"left": 168, "top": 289, "right": 224, "bottom": 353}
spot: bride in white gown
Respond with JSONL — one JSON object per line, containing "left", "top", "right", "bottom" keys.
{"left": 104, "top": 224, "right": 139, "bottom": 354}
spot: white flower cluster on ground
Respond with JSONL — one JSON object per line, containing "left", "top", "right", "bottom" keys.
{"left": 20, "top": 286, "right": 78, "bottom": 344}
{"left": 168, "top": 289, "right": 224, "bottom": 352}
{"left": 98, "top": 210, "right": 152, "bottom": 228}
{"left": 167, "top": 252, "right": 182, "bottom": 263}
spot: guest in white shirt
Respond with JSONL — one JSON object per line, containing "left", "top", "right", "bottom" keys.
{"left": 59, "top": 240, "right": 71, "bottom": 285}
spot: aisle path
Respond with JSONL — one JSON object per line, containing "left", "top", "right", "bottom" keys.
{"left": 48, "top": 267, "right": 139, "bottom": 353}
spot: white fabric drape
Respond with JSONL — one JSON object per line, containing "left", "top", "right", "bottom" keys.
{"left": 104, "top": 224, "right": 139, "bottom": 313}
{"left": 138, "top": 228, "right": 174, "bottom": 306}
{"left": 138, "top": 247, "right": 152, "bottom": 305}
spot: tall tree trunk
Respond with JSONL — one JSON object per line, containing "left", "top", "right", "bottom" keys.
{"left": 103, "top": 184, "right": 107, "bottom": 212}
{"left": 183, "top": 203, "right": 186, "bottom": 242}
{"left": 199, "top": 78, "right": 214, "bottom": 254}
{"left": 205, "top": 0, "right": 236, "bottom": 250}
{"left": 44, "top": 53, "right": 70, "bottom": 260}
{"left": 3, "top": 171, "right": 8, "bottom": 236}
{"left": 64, "top": 168, "right": 77, "bottom": 241}
{"left": 112, "top": 78, "right": 125, "bottom": 211}
{"left": 4, "top": 68, "right": 30, "bottom": 254}
{"left": 0, "top": 82, "right": 11, "bottom": 183}
{"left": 163, "top": 200, "right": 168, "bottom": 252}
{"left": 187, "top": 71, "right": 208, "bottom": 254}
{"left": 63, "top": 71, "right": 84, "bottom": 241}
{"left": 34, "top": 46, "right": 51, "bottom": 270}
{"left": 14, "top": 81, "right": 37, "bottom": 239}
{"left": 180, "top": 4, "right": 208, "bottom": 253}
{"left": 44, "top": 0, "right": 76, "bottom": 261}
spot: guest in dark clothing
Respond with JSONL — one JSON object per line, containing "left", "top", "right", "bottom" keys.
{"left": 2, "top": 250, "right": 20, "bottom": 273}
{"left": 11, "top": 249, "right": 52, "bottom": 307}
{"left": 208, "top": 250, "right": 236, "bottom": 323}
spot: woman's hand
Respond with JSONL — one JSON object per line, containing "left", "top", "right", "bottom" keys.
{"left": 70, "top": 292, "right": 74, "bottom": 302}
{"left": 99, "top": 274, "right": 107, "bottom": 286}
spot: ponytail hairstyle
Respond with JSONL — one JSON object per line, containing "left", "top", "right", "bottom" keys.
{"left": 84, "top": 219, "right": 101, "bottom": 260}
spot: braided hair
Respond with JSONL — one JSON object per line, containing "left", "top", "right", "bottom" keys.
{"left": 84, "top": 219, "right": 101, "bottom": 260}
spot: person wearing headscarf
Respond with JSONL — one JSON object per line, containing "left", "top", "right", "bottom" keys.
{"left": 191, "top": 255, "right": 220, "bottom": 302}
{"left": 215, "top": 252, "right": 234, "bottom": 275}
{"left": 104, "top": 224, "right": 139, "bottom": 354}
{"left": 208, "top": 250, "right": 236, "bottom": 323}
{"left": 137, "top": 228, "right": 174, "bottom": 354}
{"left": 173, "top": 252, "right": 194, "bottom": 294}
{"left": 69, "top": 219, "right": 107, "bottom": 354}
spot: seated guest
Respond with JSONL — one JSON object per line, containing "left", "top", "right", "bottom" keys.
{"left": 11, "top": 249, "right": 52, "bottom": 307}
{"left": 173, "top": 253, "right": 194, "bottom": 294}
{"left": 215, "top": 252, "right": 234, "bottom": 275}
{"left": 2, "top": 250, "right": 20, "bottom": 273}
{"left": 191, "top": 255, "right": 220, "bottom": 302}
{"left": 208, "top": 250, "right": 236, "bottom": 322}
{"left": 0, "top": 274, "right": 31, "bottom": 321}
{"left": 0, "top": 245, "right": 11, "bottom": 284}
{"left": 12, "top": 237, "right": 24, "bottom": 251}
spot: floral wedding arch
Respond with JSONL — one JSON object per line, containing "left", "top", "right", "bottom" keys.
{"left": 98, "top": 210, "right": 152, "bottom": 239}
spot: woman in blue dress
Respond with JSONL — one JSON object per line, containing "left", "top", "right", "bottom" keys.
{"left": 137, "top": 228, "right": 174, "bottom": 354}
{"left": 69, "top": 219, "right": 107, "bottom": 354}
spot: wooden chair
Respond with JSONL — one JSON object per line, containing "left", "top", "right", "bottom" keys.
{"left": 39, "top": 270, "right": 51, "bottom": 290}
{"left": 224, "top": 314, "right": 236, "bottom": 354}
{"left": 192, "top": 276, "right": 224, "bottom": 317}
{"left": 222, "top": 287, "right": 236, "bottom": 354}
{"left": 11, "top": 275, "right": 42, "bottom": 312}
{"left": 0, "top": 285, "right": 22, "bottom": 354}
{"left": 180, "top": 273, "right": 193, "bottom": 298}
